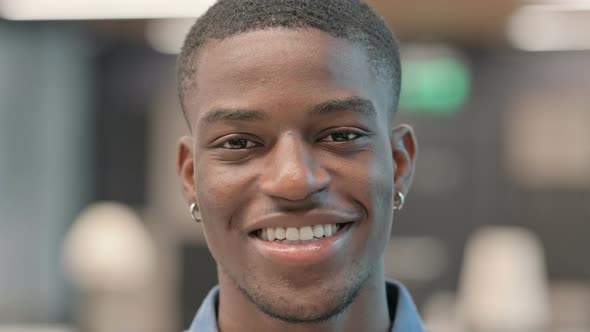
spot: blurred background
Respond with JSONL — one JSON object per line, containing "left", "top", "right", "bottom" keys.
{"left": 1, "top": 0, "right": 589, "bottom": 331}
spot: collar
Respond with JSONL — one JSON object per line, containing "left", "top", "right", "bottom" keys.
{"left": 187, "top": 280, "right": 426, "bottom": 332}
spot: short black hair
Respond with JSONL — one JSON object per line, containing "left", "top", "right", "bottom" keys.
{"left": 177, "top": 0, "right": 401, "bottom": 119}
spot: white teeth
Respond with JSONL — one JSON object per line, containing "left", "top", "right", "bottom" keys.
{"left": 275, "top": 227, "right": 286, "bottom": 240}
{"left": 258, "top": 223, "right": 346, "bottom": 242}
{"left": 323, "top": 224, "right": 333, "bottom": 237}
{"left": 313, "top": 224, "right": 324, "bottom": 238}
{"left": 299, "top": 226, "right": 313, "bottom": 241}
{"left": 261, "top": 228, "right": 268, "bottom": 241}
{"left": 267, "top": 228, "right": 276, "bottom": 241}
{"left": 286, "top": 227, "right": 299, "bottom": 241}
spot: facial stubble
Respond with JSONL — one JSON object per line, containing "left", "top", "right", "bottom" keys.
{"left": 219, "top": 255, "right": 375, "bottom": 325}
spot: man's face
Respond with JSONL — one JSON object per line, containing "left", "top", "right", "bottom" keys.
{"left": 178, "top": 28, "right": 415, "bottom": 323}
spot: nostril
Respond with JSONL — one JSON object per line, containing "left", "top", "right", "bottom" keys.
{"left": 260, "top": 172, "right": 331, "bottom": 202}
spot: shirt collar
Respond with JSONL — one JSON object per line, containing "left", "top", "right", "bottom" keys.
{"left": 187, "top": 280, "right": 426, "bottom": 332}
{"left": 387, "top": 280, "right": 428, "bottom": 332}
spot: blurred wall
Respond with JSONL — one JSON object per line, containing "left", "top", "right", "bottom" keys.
{"left": 0, "top": 22, "right": 93, "bottom": 322}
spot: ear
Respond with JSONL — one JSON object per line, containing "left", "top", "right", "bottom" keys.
{"left": 177, "top": 135, "right": 198, "bottom": 208}
{"left": 391, "top": 124, "right": 418, "bottom": 198}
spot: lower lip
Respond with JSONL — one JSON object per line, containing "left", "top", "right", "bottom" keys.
{"left": 250, "top": 224, "right": 354, "bottom": 265}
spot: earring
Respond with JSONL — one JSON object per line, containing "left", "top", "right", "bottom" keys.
{"left": 394, "top": 191, "right": 405, "bottom": 211}
{"left": 189, "top": 202, "right": 201, "bottom": 223}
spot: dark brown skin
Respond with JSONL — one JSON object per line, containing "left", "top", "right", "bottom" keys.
{"left": 177, "top": 28, "right": 417, "bottom": 332}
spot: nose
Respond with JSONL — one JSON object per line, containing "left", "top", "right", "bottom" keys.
{"left": 260, "top": 133, "right": 331, "bottom": 202}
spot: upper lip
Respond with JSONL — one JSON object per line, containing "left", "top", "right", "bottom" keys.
{"left": 246, "top": 210, "right": 361, "bottom": 234}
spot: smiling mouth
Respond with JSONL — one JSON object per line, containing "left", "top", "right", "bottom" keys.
{"left": 251, "top": 222, "right": 353, "bottom": 244}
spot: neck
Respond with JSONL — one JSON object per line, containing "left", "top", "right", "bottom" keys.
{"left": 217, "top": 261, "right": 391, "bottom": 332}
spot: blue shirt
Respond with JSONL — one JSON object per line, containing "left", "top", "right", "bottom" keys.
{"left": 187, "top": 280, "right": 427, "bottom": 332}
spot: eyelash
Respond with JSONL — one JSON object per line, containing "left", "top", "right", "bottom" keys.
{"left": 320, "top": 131, "right": 364, "bottom": 143}
{"left": 219, "top": 130, "right": 366, "bottom": 150}
{"left": 221, "top": 138, "right": 258, "bottom": 150}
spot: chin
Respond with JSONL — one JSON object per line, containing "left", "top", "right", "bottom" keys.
{"left": 237, "top": 264, "right": 371, "bottom": 324}
{"left": 244, "top": 286, "right": 359, "bottom": 324}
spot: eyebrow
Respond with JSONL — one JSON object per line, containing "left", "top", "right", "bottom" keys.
{"left": 199, "top": 108, "right": 269, "bottom": 127}
{"left": 199, "top": 96, "right": 376, "bottom": 128}
{"left": 311, "top": 97, "right": 377, "bottom": 117}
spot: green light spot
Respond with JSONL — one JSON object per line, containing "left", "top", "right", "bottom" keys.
{"left": 399, "top": 58, "right": 470, "bottom": 116}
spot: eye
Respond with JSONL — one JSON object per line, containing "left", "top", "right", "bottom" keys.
{"left": 320, "top": 131, "right": 364, "bottom": 143}
{"left": 221, "top": 138, "right": 258, "bottom": 150}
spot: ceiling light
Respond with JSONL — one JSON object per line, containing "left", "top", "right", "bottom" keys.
{"left": 146, "top": 18, "right": 196, "bottom": 54}
{"left": 508, "top": 2, "right": 590, "bottom": 51}
{"left": 0, "top": 0, "right": 216, "bottom": 20}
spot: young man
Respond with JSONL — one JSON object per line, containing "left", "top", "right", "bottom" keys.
{"left": 176, "top": 0, "right": 422, "bottom": 331}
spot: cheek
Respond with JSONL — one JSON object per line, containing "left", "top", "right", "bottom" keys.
{"left": 359, "top": 167, "right": 394, "bottom": 267}
{"left": 370, "top": 165, "right": 395, "bottom": 232}
{"left": 196, "top": 168, "right": 232, "bottom": 219}
{"left": 359, "top": 146, "right": 395, "bottom": 254}
{"left": 194, "top": 166, "right": 250, "bottom": 260}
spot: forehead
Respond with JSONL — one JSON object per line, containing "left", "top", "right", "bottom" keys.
{"left": 186, "top": 28, "right": 391, "bottom": 122}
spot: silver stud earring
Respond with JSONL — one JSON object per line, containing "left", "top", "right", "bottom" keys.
{"left": 189, "top": 202, "right": 201, "bottom": 223}
{"left": 394, "top": 191, "right": 405, "bottom": 211}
